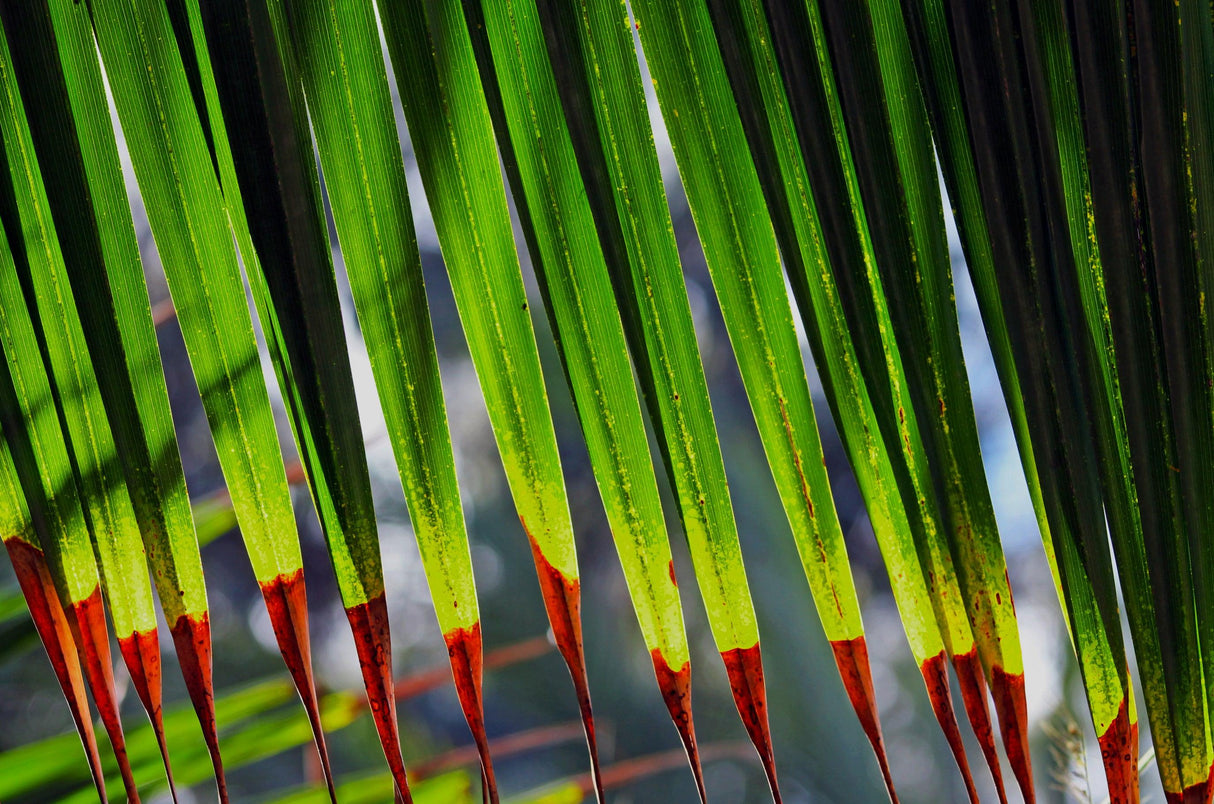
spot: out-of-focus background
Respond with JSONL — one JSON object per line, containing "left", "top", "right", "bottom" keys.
{"left": 0, "top": 30, "right": 1145, "bottom": 804}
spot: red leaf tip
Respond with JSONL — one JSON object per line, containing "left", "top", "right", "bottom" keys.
{"left": 830, "top": 636, "right": 898, "bottom": 803}
{"left": 524, "top": 521, "right": 604, "bottom": 801}
{"left": 990, "top": 665, "right": 1034, "bottom": 804}
{"left": 259, "top": 568, "right": 337, "bottom": 804}
{"left": 444, "top": 622, "right": 499, "bottom": 804}
{"left": 118, "top": 627, "right": 178, "bottom": 803}
{"left": 721, "top": 643, "right": 782, "bottom": 804}
{"left": 170, "top": 612, "right": 228, "bottom": 803}
{"left": 952, "top": 649, "right": 1008, "bottom": 804}
{"left": 346, "top": 593, "right": 413, "bottom": 804}
{"left": 921, "top": 651, "right": 979, "bottom": 804}
{"left": 651, "top": 648, "right": 707, "bottom": 804}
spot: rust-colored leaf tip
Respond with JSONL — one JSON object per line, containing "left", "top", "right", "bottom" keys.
{"left": 721, "top": 642, "right": 782, "bottom": 804}
{"left": 72, "top": 587, "right": 141, "bottom": 803}
{"left": 525, "top": 526, "right": 605, "bottom": 802}
{"left": 445, "top": 621, "right": 499, "bottom": 804}
{"left": 346, "top": 592, "right": 413, "bottom": 804}
{"left": 1097, "top": 695, "right": 1139, "bottom": 804}
{"left": 170, "top": 612, "right": 229, "bottom": 803}
{"left": 921, "top": 651, "right": 979, "bottom": 804}
{"left": 651, "top": 648, "right": 707, "bottom": 804}
{"left": 991, "top": 665, "right": 1034, "bottom": 804}
{"left": 6, "top": 539, "right": 108, "bottom": 803}
{"left": 830, "top": 636, "right": 898, "bottom": 802}
{"left": 952, "top": 649, "right": 1008, "bottom": 804}
{"left": 259, "top": 568, "right": 337, "bottom": 804}
{"left": 118, "top": 627, "right": 178, "bottom": 803}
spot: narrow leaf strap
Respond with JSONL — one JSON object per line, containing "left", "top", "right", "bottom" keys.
{"left": 1069, "top": 0, "right": 1214, "bottom": 795}
{"left": 196, "top": 3, "right": 412, "bottom": 799}
{"left": 84, "top": 0, "right": 334, "bottom": 790}
{"left": 276, "top": 0, "right": 494, "bottom": 797}
{"left": 464, "top": 0, "right": 703, "bottom": 789}
{"left": 4, "top": 1, "right": 226, "bottom": 795}
{"left": 0, "top": 264, "right": 106, "bottom": 804}
{"left": 808, "top": 0, "right": 1034, "bottom": 795}
{"left": 0, "top": 22, "right": 179, "bottom": 797}
{"left": 0, "top": 201, "right": 139, "bottom": 801}
{"left": 375, "top": 0, "right": 603, "bottom": 794}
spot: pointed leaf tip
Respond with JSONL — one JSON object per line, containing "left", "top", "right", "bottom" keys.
{"left": 345, "top": 593, "right": 412, "bottom": 804}
{"left": 71, "top": 589, "right": 140, "bottom": 804}
{"left": 829, "top": 637, "right": 898, "bottom": 803}
{"left": 921, "top": 652, "right": 978, "bottom": 804}
{"left": 444, "top": 622, "right": 498, "bottom": 804}
{"left": 4, "top": 538, "right": 108, "bottom": 804}
{"left": 951, "top": 650, "right": 1008, "bottom": 804}
{"left": 651, "top": 648, "right": 706, "bottom": 804}
{"left": 258, "top": 569, "right": 336, "bottom": 804}
{"left": 169, "top": 612, "right": 228, "bottom": 803}
{"left": 525, "top": 527, "right": 604, "bottom": 802}
{"left": 990, "top": 666, "right": 1034, "bottom": 804}
{"left": 118, "top": 628, "right": 178, "bottom": 803}
{"left": 721, "top": 644, "right": 781, "bottom": 804}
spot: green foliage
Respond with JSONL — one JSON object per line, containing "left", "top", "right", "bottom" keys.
{"left": 1, "top": 1, "right": 1213, "bottom": 803}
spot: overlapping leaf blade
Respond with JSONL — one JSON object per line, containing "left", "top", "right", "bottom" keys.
{"left": 0, "top": 183, "right": 138, "bottom": 802}
{"left": 0, "top": 18, "right": 182, "bottom": 797}
{"left": 0, "top": 243, "right": 107, "bottom": 804}
{"left": 274, "top": 0, "right": 498, "bottom": 798}
{"left": 794, "top": 0, "right": 1033, "bottom": 797}
{"left": 2, "top": 1, "right": 226, "bottom": 796}
{"left": 895, "top": 2, "right": 1143, "bottom": 801}
{"left": 195, "top": 3, "right": 414, "bottom": 799}
{"left": 462, "top": 0, "right": 703, "bottom": 791}
{"left": 374, "top": 0, "right": 604, "bottom": 794}
{"left": 84, "top": 0, "right": 335, "bottom": 792}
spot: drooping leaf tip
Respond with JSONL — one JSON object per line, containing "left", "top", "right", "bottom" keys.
{"left": 650, "top": 648, "right": 706, "bottom": 804}
{"left": 169, "top": 611, "right": 228, "bottom": 803}
{"left": 444, "top": 621, "right": 498, "bottom": 804}
{"left": 258, "top": 568, "right": 336, "bottom": 804}
{"left": 720, "top": 643, "right": 781, "bottom": 804}
{"left": 345, "top": 592, "right": 412, "bottom": 804}
{"left": 920, "top": 651, "right": 978, "bottom": 804}
{"left": 829, "top": 636, "right": 898, "bottom": 803}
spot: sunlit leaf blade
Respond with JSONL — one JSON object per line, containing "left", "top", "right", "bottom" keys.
{"left": 275, "top": 0, "right": 494, "bottom": 798}
{"left": 625, "top": 0, "right": 958, "bottom": 797}
{"left": 3, "top": 1, "right": 226, "bottom": 796}
{"left": 801, "top": 0, "right": 1033, "bottom": 796}
{"left": 713, "top": 0, "right": 1022, "bottom": 795}
{"left": 195, "top": 3, "right": 411, "bottom": 799}
{"left": 462, "top": 0, "right": 701, "bottom": 790}
{"left": 761, "top": 4, "right": 1008, "bottom": 795}
{"left": 542, "top": 0, "right": 874, "bottom": 799}
{"left": 83, "top": 0, "right": 335, "bottom": 792}
{"left": 0, "top": 203, "right": 138, "bottom": 801}
{"left": 0, "top": 20, "right": 181, "bottom": 798}
{"left": 1068, "top": 1, "right": 1214, "bottom": 797}
{"left": 0, "top": 339, "right": 106, "bottom": 803}
{"left": 374, "top": 0, "right": 603, "bottom": 795}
